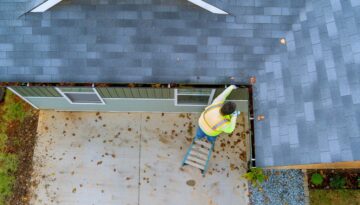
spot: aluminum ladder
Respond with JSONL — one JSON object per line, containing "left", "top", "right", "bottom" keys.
{"left": 181, "top": 138, "right": 215, "bottom": 176}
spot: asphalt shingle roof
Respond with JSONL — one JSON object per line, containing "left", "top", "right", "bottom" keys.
{"left": 0, "top": 0, "right": 359, "bottom": 166}
{"left": 255, "top": 0, "right": 360, "bottom": 166}
{"left": 0, "top": 0, "right": 303, "bottom": 83}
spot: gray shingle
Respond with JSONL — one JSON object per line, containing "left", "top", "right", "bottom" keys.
{"left": 254, "top": 0, "right": 360, "bottom": 167}
{"left": 304, "top": 102, "right": 315, "bottom": 121}
{"left": 326, "top": 21, "right": 338, "bottom": 37}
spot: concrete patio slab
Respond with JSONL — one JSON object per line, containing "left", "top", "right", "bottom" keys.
{"left": 30, "top": 110, "right": 249, "bottom": 205}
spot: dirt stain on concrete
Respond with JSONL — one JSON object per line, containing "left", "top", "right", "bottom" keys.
{"left": 186, "top": 179, "right": 196, "bottom": 187}
{"left": 186, "top": 113, "right": 191, "bottom": 120}
{"left": 239, "top": 151, "right": 246, "bottom": 161}
{"left": 159, "top": 135, "right": 169, "bottom": 144}
{"left": 187, "top": 122, "right": 194, "bottom": 136}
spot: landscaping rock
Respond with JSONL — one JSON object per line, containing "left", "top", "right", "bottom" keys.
{"left": 249, "top": 169, "right": 305, "bottom": 205}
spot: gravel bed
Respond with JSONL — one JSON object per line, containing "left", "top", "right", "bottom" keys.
{"left": 249, "top": 169, "right": 305, "bottom": 205}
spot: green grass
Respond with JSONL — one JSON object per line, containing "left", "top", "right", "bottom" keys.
{"left": 310, "top": 190, "right": 360, "bottom": 205}
{"left": 0, "top": 91, "right": 30, "bottom": 135}
{"left": 0, "top": 154, "right": 18, "bottom": 204}
{"left": 0, "top": 134, "right": 7, "bottom": 153}
{"left": 2, "top": 91, "right": 30, "bottom": 123}
{"left": 0, "top": 90, "right": 30, "bottom": 205}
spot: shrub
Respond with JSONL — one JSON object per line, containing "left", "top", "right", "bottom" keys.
{"left": 311, "top": 173, "right": 324, "bottom": 186}
{"left": 330, "top": 175, "right": 346, "bottom": 189}
{"left": 357, "top": 177, "right": 360, "bottom": 188}
{"left": 242, "top": 167, "right": 267, "bottom": 188}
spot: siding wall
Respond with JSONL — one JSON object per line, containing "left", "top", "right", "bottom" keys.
{"left": 214, "top": 88, "right": 248, "bottom": 100}
{"left": 97, "top": 87, "right": 174, "bottom": 99}
{"left": 9, "top": 86, "right": 249, "bottom": 113}
{"left": 10, "top": 86, "right": 61, "bottom": 97}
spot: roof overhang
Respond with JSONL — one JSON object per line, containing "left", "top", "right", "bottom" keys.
{"left": 31, "top": 0, "right": 62, "bottom": 12}
{"left": 187, "top": 0, "right": 228, "bottom": 14}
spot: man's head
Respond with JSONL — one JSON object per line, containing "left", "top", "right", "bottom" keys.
{"left": 220, "top": 102, "right": 237, "bottom": 116}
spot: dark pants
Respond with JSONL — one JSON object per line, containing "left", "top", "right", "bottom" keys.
{"left": 195, "top": 127, "right": 217, "bottom": 144}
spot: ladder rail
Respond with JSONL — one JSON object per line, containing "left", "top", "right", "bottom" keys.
{"left": 202, "top": 141, "right": 215, "bottom": 176}
{"left": 182, "top": 139, "right": 195, "bottom": 165}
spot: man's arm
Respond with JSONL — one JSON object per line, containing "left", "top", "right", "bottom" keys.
{"left": 221, "top": 115, "right": 237, "bottom": 133}
{"left": 212, "top": 85, "right": 237, "bottom": 104}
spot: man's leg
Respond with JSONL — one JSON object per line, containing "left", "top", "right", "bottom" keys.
{"left": 206, "top": 136, "right": 217, "bottom": 150}
{"left": 195, "top": 127, "right": 206, "bottom": 141}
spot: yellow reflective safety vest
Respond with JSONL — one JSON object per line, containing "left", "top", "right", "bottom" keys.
{"left": 198, "top": 103, "right": 230, "bottom": 136}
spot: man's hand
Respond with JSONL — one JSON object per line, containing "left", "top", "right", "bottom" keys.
{"left": 228, "top": 85, "right": 237, "bottom": 90}
{"left": 231, "top": 110, "right": 240, "bottom": 117}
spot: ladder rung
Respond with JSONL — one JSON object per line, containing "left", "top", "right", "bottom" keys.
{"left": 189, "top": 150, "right": 208, "bottom": 161}
{"left": 187, "top": 155, "right": 207, "bottom": 166}
{"left": 185, "top": 160, "right": 205, "bottom": 170}
{"left": 194, "top": 140, "right": 212, "bottom": 149}
{"left": 193, "top": 145, "right": 210, "bottom": 155}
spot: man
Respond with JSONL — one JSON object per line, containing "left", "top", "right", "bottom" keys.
{"left": 196, "top": 85, "right": 239, "bottom": 145}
